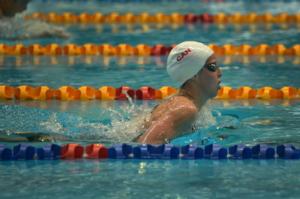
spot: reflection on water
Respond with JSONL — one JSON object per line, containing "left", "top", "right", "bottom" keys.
{"left": 1, "top": 159, "right": 300, "bottom": 199}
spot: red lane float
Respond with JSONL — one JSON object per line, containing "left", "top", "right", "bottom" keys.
{"left": 85, "top": 144, "right": 109, "bottom": 159}
{"left": 115, "top": 86, "right": 136, "bottom": 100}
{"left": 61, "top": 144, "right": 84, "bottom": 159}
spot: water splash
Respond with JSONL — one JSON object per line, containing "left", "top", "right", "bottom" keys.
{"left": 0, "top": 14, "right": 69, "bottom": 40}
{"left": 38, "top": 94, "right": 152, "bottom": 144}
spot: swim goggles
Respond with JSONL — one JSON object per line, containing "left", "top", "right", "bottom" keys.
{"left": 205, "top": 63, "right": 219, "bottom": 72}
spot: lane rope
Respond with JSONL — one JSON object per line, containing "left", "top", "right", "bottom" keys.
{"left": 0, "top": 143, "right": 299, "bottom": 160}
{"left": 0, "top": 85, "right": 299, "bottom": 100}
{"left": 1, "top": 43, "right": 300, "bottom": 56}
{"left": 25, "top": 12, "right": 300, "bottom": 24}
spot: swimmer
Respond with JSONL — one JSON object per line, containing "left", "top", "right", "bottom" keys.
{"left": 0, "top": 0, "right": 70, "bottom": 39}
{"left": 0, "top": 0, "right": 30, "bottom": 18}
{"left": 135, "top": 41, "right": 222, "bottom": 144}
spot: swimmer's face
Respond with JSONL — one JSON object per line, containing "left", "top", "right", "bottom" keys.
{"left": 195, "top": 54, "right": 222, "bottom": 98}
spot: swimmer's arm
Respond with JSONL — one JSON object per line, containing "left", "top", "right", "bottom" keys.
{"left": 137, "top": 107, "right": 197, "bottom": 144}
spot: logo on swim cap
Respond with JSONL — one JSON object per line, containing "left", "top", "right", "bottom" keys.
{"left": 176, "top": 48, "right": 192, "bottom": 62}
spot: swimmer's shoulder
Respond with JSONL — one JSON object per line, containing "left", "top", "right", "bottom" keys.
{"left": 161, "top": 95, "right": 198, "bottom": 121}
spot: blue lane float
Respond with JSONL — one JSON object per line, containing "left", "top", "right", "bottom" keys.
{"left": 133, "top": 144, "right": 179, "bottom": 159}
{"left": 276, "top": 144, "right": 300, "bottom": 159}
{"left": 13, "top": 144, "right": 35, "bottom": 160}
{"left": 229, "top": 144, "right": 252, "bottom": 159}
{"left": 108, "top": 144, "right": 133, "bottom": 159}
{"left": 37, "top": 144, "right": 61, "bottom": 160}
{"left": 204, "top": 144, "right": 228, "bottom": 159}
{"left": 0, "top": 143, "right": 300, "bottom": 161}
{"left": 252, "top": 144, "right": 275, "bottom": 159}
{"left": 181, "top": 145, "right": 203, "bottom": 159}
{"left": 0, "top": 144, "right": 12, "bottom": 160}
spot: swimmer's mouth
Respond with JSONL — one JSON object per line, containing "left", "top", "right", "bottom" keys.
{"left": 217, "top": 81, "right": 221, "bottom": 88}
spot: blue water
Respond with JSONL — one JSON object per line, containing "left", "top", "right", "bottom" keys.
{"left": 1, "top": 1, "right": 300, "bottom": 198}
{"left": 1, "top": 160, "right": 300, "bottom": 199}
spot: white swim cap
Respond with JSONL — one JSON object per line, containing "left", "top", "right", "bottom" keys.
{"left": 166, "top": 41, "right": 214, "bottom": 85}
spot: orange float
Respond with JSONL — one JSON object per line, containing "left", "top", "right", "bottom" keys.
{"left": 267, "top": 44, "right": 286, "bottom": 55}
{"left": 106, "top": 12, "right": 121, "bottom": 23}
{"left": 37, "top": 86, "right": 53, "bottom": 100}
{"left": 62, "top": 12, "right": 77, "bottom": 23}
{"left": 93, "top": 12, "right": 105, "bottom": 23}
{"left": 222, "top": 44, "right": 235, "bottom": 55}
{"left": 213, "top": 13, "right": 227, "bottom": 23}
{"left": 280, "top": 86, "right": 298, "bottom": 99}
{"left": 285, "top": 45, "right": 300, "bottom": 56}
{"left": 0, "top": 85, "right": 19, "bottom": 99}
{"left": 229, "top": 13, "right": 243, "bottom": 23}
{"left": 137, "top": 12, "right": 151, "bottom": 23}
{"left": 135, "top": 44, "right": 151, "bottom": 56}
{"left": 46, "top": 12, "right": 62, "bottom": 23}
{"left": 28, "top": 44, "right": 45, "bottom": 55}
{"left": 274, "top": 13, "right": 289, "bottom": 24}
{"left": 170, "top": 13, "right": 184, "bottom": 24}
{"left": 244, "top": 13, "right": 258, "bottom": 23}
{"left": 208, "top": 44, "right": 222, "bottom": 55}
{"left": 154, "top": 13, "right": 168, "bottom": 23}
{"left": 15, "top": 86, "right": 42, "bottom": 100}
{"left": 257, "top": 87, "right": 283, "bottom": 99}
{"left": 236, "top": 44, "right": 252, "bottom": 55}
{"left": 121, "top": 13, "right": 136, "bottom": 23}
{"left": 63, "top": 44, "right": 81, "bottom": 55}
{"left": 235, "top": 86, "right": 257, "bottom": 99}
{"left": 7, "top": 44, "right": 27, "bottom": 55}
{"left": 260, "top": 13, "right": 273, "bottom": 23}
{"left": 81, "top": 44, "right": 98, "bottom": 55}
{"left": 44, "top": 44, "right": 63, "bottom": 55}
{"left": 115, "top": 44, "right": 134, "bottom": 56}
{"left": 98, "top": 44, "right": 116, "bottom": 56}
{"left": 79, "top": 86, "right": 101, "bottom": 100}
{"left": 78, "top": 13, "right": 92, "bottom": 23}
{"left": 58, "top": 86, "right": 81, "bottom": 100}
{"left": 249, "top": 44, "right": 269, "bottom": 56}
{"left": 159, "top": 86, "right": 177, "bottom": 99}
{"left": 216, "top": 86, "right": 235, "bottom": 99}
{"left": 99, "top": 86, "right": 116, "bottom": 100}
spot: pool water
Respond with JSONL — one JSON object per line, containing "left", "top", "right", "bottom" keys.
{"left": 1, "top": 1, "right": 300, "bottom": 198}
